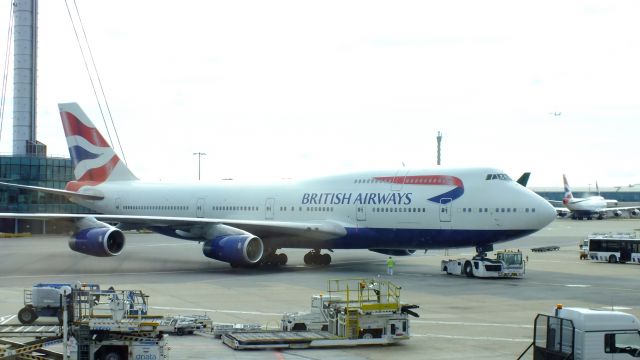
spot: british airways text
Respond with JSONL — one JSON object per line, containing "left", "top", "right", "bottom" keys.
{"left": 301, "top": 192, "right": 412, "bottom": 205}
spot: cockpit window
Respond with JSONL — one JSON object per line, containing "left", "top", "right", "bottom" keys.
{"left": 485, "top": 173, "right": 512, "bottom": 181}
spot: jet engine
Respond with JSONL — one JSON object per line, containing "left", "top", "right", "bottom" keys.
{"left": 369, "top": 249, "right": 417, "bottom": 256}
{"left": 202, "top": 234, "right": 264, "bottom": 266}
{"left": 631, "top": 209, "right": 640, "bottom": 216}
{"left": 614, "top": 210, "right": 623, "bottom": 217}
{"left": 69, "top": 227, "right": 125, "bottom": 257}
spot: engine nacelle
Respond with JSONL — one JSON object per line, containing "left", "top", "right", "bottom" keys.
{"left": 631, "top": 209, "right": 640, "bottom": 216}
{"left": 369, "top": 249, "right": 417, "bottom": 256}
{"left": 69, "top": 227, "right": 125, "bottom": 257}
{"left": 202, "top": 235, "right": 264, "bottom": 266}
{"left": 614, "top": 210, "right": 623, "bottom": 217}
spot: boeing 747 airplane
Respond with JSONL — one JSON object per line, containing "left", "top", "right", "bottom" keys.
{"left": 552, "top": 174, "right": 640, "bottom": 220}
{"left": 0, "top": 103, "right": 557, "bottom": 268}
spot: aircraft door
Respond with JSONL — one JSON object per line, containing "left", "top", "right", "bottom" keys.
{"left": 439, "top": 198, "right": 452, "bottom": 223}
{"left": 356, "top": 205, "right": 367, "bottom": 221}
{"left": 391, "top": 169, "right": 408, "bottom": 191}
{"left": 196, "top": 198, "right": 206, "bottom": 218}
{"left": 115, "top": 198, "right": 122, "bottom": 212}
{"left": 265, "top": 198, "right": 275, "bottom": 220}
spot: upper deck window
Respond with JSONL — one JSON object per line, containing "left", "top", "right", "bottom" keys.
{"left": 485, "top": 173, "right": 512, "bottom": 181}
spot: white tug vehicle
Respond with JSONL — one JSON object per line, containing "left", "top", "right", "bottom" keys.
{"left": 441, "top": 249, "right": 525, "bottom": 278}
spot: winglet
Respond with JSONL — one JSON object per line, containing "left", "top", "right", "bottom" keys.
{"left": 516, "top": 172, "right": 531, "bottom": 187}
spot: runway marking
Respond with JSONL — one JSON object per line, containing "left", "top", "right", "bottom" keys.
{"left": 413, "top": 320, "right": 532, "bottom": 328}
{"left": 413, "top": 333, "right": 530, "bottom": 342}
{"left": 0, "top": 270, "right": 214, "bottom": 280}
{"left": 150, "top": 306, "right": 281, "bottom": 316}
{"left": 0, "top": 315, "right": 15, "bottom": 324}
{"left": 565, "top": 284, "right": 591, "bottom": 288}
{"left": 0, "top": 260, "right": 385, "bottom": 280}
{"left": 527, "top": 281, "right": 640, "bottom": 292}
{"left": 395, "top": 273, "right": 435, "bottom": 277}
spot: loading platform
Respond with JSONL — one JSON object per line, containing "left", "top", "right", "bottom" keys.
{"left": 222, "top": 330, "right": 397, "bottom": 349}
{"left": 0, "top": 336, "right": 63, "bottom": 359}
{"left": 0, "top": 323, "right": 61, "bottom": 337}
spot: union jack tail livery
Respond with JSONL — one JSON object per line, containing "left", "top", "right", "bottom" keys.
{"left": 59, "top": 103, "right": 137, "bottom": 192}
{"left": 562, "top": 174, "right": 573, "bottom": 205}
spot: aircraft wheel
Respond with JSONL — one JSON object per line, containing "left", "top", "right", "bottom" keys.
{"left": 278, "top": 253, "right": 288, "bottom": 266}
{"left": 18, "top": 306, "right": 37, "bottom": 325}
{"left": 463, "top": 262, "right": 474, "bottom": 277}
{"left": 321, "top": 253, "right": 331, "bottom": 265}
{"left": 303, "top": 252, "right": 313, "bottom": 265}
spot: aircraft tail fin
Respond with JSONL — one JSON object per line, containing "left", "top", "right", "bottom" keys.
{"left": 562, "top": 174, "right": 573, "bottom": 204}
{"left": 58, "top": 103, "right": 137, "bottom": 191}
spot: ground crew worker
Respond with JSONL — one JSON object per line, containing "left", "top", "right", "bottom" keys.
{"left": 387, "top": 256, "right": 395, "bottom": 275}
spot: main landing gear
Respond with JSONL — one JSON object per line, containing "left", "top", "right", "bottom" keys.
{"left": 261, "top": 250, "right": 288, "bottom": 267}
{"left": 303, "top": 249, "right": 331, "bottom": 266}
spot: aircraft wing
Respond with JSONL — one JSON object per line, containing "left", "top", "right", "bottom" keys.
{"left": 547, "top": 199, "right": 563, "bottom": 207}
{"left": 0, "top": 213, "right": 348, "bottom": 242}
{"left": 0, "top": 182, "right": 104, "bottom": 201}
{"left": 597, "top": 206, "right": 640, "bottom": 214}
{"left": 545, "top": 199, "right": 569, "bottom": 216}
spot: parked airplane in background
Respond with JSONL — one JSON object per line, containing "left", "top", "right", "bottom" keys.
{"left": 552, "top": 174, "right": 640, "bottom": 220}
{"left": 0, "top": 103, "right": 557, "bottom": 268}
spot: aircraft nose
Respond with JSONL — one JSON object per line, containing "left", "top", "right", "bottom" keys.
{"left": 537, "top": 194, "right": 557, "bottom": 227}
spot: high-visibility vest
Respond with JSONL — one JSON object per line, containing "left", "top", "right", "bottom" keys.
{"left": 387, "top": 258, "right": 395, "bottom": 268}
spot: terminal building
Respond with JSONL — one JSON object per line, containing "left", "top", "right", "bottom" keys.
{"left": 0, "top": 155, "right": 93, "bottom": 234}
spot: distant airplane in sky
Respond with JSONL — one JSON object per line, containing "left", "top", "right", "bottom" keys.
{"left": 0, "top": 103, "right": 557, "bottom": 267}
{"left": 551, "top": 174, "right": 640, "bottom": 220}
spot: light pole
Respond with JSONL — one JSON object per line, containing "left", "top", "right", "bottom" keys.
{"left": 193, "top": 152, "right": 206, "bottom": 180}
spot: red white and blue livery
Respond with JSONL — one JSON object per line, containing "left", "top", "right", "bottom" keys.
{"left": 0, "top": 103, "right": 557, "bottom": 268}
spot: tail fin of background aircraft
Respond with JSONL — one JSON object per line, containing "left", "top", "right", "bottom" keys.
{"left": 59, "top": 103, "right": 138, "bottom": 191}
{"left": 562, "top": 174, "right": 573, "bottom": 204}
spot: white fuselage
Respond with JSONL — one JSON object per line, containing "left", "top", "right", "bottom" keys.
{"left": 564, "top": 196, "right": 608, "bottom": 212}
{"left": 73, "top": 167, "right": 556, "bottom": 251}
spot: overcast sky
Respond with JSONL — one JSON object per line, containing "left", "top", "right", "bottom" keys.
{"left": 1, "top": 0, "right": 639, "bottom": 187}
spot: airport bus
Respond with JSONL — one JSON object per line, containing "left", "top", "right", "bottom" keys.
{"left": 586, "top": 232, "right": 640, "bottom": 264}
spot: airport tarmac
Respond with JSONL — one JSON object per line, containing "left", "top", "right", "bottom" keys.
{"left": 1, "top": 218, "right": 640, "bottom": 359}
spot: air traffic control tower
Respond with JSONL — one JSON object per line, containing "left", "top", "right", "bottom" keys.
{"left": 12, "top": 0, "right": 45, "bottom": 156}
{"left": 1, "top": 0, "right": 92, "bottom": 234}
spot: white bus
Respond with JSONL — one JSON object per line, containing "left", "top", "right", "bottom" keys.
{"left": 586, "top": 232, "right": 640, "bottom": 264}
